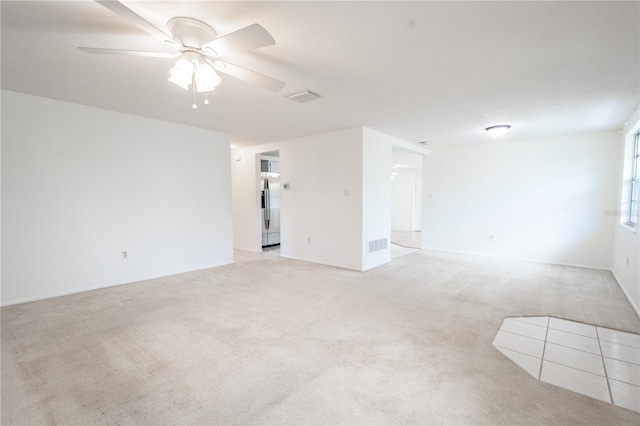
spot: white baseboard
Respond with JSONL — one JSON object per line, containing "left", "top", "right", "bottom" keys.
{"left": 279, "top": 255, "right": 391, "bottom": 272}
{"left": 419, "top": 246, "right": 611, "bottom": 271}
{"left": 610, "top": 270, "right": 640, "bottom": 319}
{"left": 2, "top": 282, "right": 128, "bottom": 307}
{"left": 1, "top": 260, "right": 234, "bottom": 307}
{"left": 279, "top": 255, "right": 362, "bottom": 272}
{"left": 363, "top": 258, "right": 392, "bottom": 272}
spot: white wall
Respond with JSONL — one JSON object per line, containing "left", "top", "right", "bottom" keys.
{"left": 391, "top": 149, "right": 423, "bottom": 231}
{"left": 413, "top": 170, "right": 422, "bottom": 231}
{"left": 232, "top": 126, "right": 405, "bottom": 271}
{"left": 362, "top": 128, "right": 393, "bottom": 270}
{"left": 282, "top": 128, "right": 364, "bottom": 270}
{"left": 612, "top": 109, "right": 640, "bottom": 316}
{"left": 231, "top": 147, "right": 266, "bottom": 252}
{"left": 392, "top": 172, "right": 416, "bottom": 231}
{"left": 232, "top": 128, "right": 364, "bottom": 270}
{"left": 422, "top": 131, "right": 620, "bottom": 268}
{"left": 1, "top": 90, "right": 233, "bottom": 305}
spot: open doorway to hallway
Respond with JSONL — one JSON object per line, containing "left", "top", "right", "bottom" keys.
{"left": 391, "top": 147, "right": 422, "bottom": 250}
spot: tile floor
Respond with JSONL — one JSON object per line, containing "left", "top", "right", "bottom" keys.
{"left": 493, "top": 316, "right": 640, "bottom": 413}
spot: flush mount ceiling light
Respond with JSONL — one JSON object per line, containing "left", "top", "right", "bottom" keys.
{"left": 485, "top": 125, "right": 512, "bottom": 137}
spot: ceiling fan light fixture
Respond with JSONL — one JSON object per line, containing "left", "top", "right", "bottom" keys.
{"left": 77, "top": 3, "right": 284, "bottom": 97}
{"left": 194, "top": 62, "right": 221, "bottom": 92}
{"left": 168, "top": 58, "right": 194, "bottom": 89}
{"left": 485, "top": 125, "right": 511, "bottom": 137}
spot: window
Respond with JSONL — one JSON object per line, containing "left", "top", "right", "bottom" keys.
{"left": 620, "top": 128, "right": 640, "bottom": 230}
{"left": 630, "top": 132, "right": 639, "bottom": 226}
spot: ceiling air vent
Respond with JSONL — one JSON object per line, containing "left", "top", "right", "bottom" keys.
{"left": 286, "top": 90, "right": 321, "bottom": 103}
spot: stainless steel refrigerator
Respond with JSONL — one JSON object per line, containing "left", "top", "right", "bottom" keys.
{"left": 261, "top": 159, "right": 280, "bottom": 247}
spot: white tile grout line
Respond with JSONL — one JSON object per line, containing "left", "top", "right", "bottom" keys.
{"left": 595, "top": 327, "right": 614, "bottom": 405}
{"left": 608, "top": 375, "right": 640, "bottom": 388}
{"left": 599, "top": 339, "right": 640, "bottom": 351}
{"left": 545, "top": 340, "right": 600, "bottom": 357}
{"left": 493, "top": 344, "right": 542, "bottom": 361}
{"left": 539, "top": 339, "right": 613, "bottom": 377}
{"left": 537, "top": 316, "right": 550, "bottom": 380}
{"left": 602, "top": 355, "right": 640, "bottom": 368}
{"left": 499, "top": 329, "right": 546, "bottom": 341}
{"left": 547, "top": 326, "right": 596, "bottom": 339}
{"left": 542, "top": 360, "right": 608, "bottom": 380}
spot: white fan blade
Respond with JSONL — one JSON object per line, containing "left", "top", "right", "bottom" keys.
{"left": 78, "top": 47, "right": 179, "bottom": 58}
{"left": 202, "top": 24, "right": 275, "bottom": 57}
{"left": 208, "top": 59, "right": 285, "bottom": 92}
{"left": 96, "top": 0, "right": 175, "bottom": 44}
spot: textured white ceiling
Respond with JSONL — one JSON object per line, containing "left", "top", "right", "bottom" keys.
{"left": 2, "top": 1, "right": 638, "bottom": 148}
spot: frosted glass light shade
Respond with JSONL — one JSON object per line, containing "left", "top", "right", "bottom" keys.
{"left": 194, "top": 62, "right": 222, "bottom": 92}
{"left": 168, "top": 59, "right": 194, "bottom": 90}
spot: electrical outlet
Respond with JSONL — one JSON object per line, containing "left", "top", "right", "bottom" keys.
{"left": 489, "top": 234, "right": 495, "bottom": 241}
{"left": 121, "top": 250, "right": 128, "bottom": 260}
{"left": 626, "top": 256, "right": 630, "bottom": 267}
{"left": 307, "top": 237, "right": 311, "bottom": 244}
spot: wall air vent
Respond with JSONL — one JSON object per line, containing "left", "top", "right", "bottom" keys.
{"left": 368, "top": 238, "right": 388, "bottom": 254}
{"left": 286, "top": 90, "right": 321, "bottom": 103}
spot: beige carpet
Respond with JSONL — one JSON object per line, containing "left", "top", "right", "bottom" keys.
{"left": 2, "top": 250, "right": 640, "bottom": 425}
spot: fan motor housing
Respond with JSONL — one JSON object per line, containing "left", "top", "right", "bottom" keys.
{"left": 167, "top": 17, "right": 217, "bottom": 48}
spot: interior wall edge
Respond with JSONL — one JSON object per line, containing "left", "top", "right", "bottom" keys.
{"left": 610, "top": 269, "right": 640, "bottom": 320}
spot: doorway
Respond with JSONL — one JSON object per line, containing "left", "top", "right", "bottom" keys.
{"left": 391, "top": 147, "right": 422, "bottom": 250}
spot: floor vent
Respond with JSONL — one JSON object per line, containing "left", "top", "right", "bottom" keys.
{"left": 286, "top": 90, "right": 321, "bottom": 103}
{"left": 368, "top": 238, "right": 388, "bottom": 254}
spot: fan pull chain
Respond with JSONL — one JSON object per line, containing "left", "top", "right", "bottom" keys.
{"left": 204, "top": 92, "right": 210, "bottom": 105}
{"left": 192, "top": 67, "right": 197, "bottom": 110}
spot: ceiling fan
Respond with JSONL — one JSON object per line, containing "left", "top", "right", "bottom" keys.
{"left": 78, "top": 1, "right": 285, "bottom": 108}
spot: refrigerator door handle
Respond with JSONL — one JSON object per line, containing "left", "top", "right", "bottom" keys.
{"left": 264, "top": 178, "right": 270, "bottom": 230}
